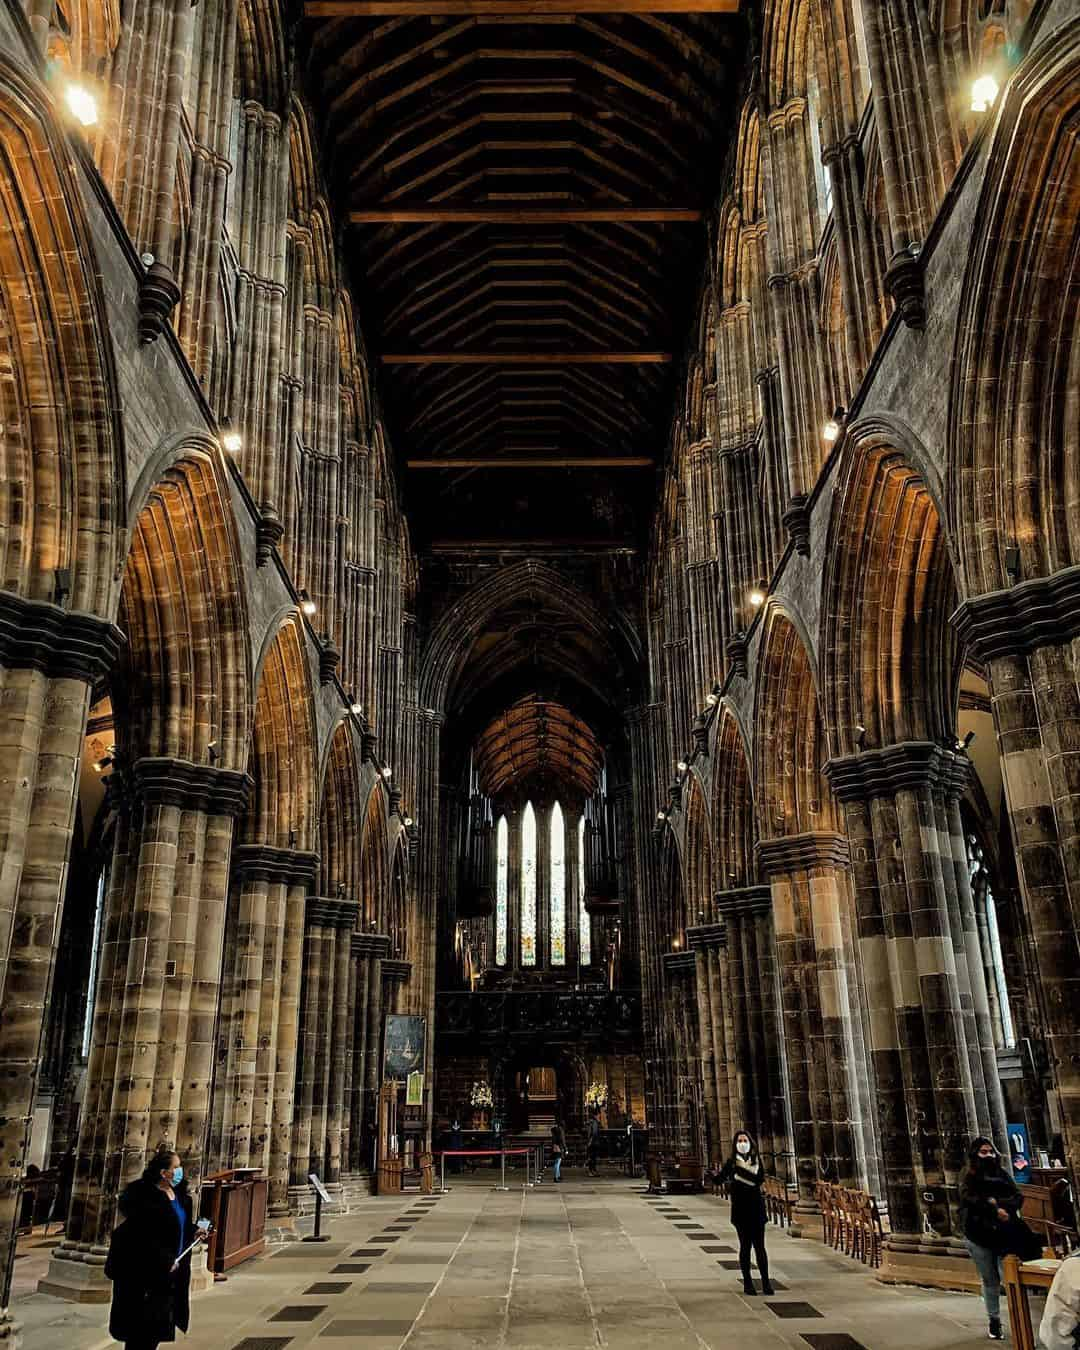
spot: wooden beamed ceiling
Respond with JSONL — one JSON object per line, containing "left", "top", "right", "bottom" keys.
{"left": 474, "top": 695, "right": 603, "bottom": 796}
{"left": 302, "top": 3, "right": 745, "bottom": 548}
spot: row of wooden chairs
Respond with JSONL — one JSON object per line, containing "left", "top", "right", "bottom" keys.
{"left": 817, "top": 1182, "right": 885, "bottom": 1268}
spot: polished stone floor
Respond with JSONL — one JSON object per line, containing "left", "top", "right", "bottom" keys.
{"left": 17, "top": 1175, "right": 1034, "bottom": 1349}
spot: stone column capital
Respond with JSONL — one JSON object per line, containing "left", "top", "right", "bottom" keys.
{"left": 382, "top": 958, "right": 412, "bottom": 984}
{"left": 951, "top": 565, "right": 1080, "bottom": 661}
{"left": 755, "top": 831, "right": 850, "bottom": 877}
{"left": 712, "top": 884, "right": 773, "bottom": 920}
{"left": 230, "top": 842, "right": 320, "bottom": 884}
{"left": 686, "top": 921, "right": 726, "bottom": 951}
{"left": 661, "top": 950, "right": 696, "bottom": 979}
{"left": 0, "top": 590, "right": 123, "bottom": 683}
{"left": 306, "top": 896, "right": 360, "bottom": 930}
{"left": 823, "top": 741, "right": 970, "bottom": 803}
{"left": 132, "top": 756, "right": 254, "bottom": 816}
{"left": 351, "top": 931, "right": 391, "bottom": 959}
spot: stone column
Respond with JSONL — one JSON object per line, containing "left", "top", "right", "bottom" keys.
{"left": 205, "top": 845, "right": 318, "bottom": 1224}
{"left": 755, "top": 833, "right": 868, "bottom": 1212}
{"left": 289, "top": 897, "right": 358, "bottom": 1202}
{"left": 953, "top": 573, "right": 1080, "bottom": 1189}
{"left": 347, "top": 932, "right": 391, "bottom": 1180}
{"left": 0, "top": 599, "right": 121, "bottom": 1316}
{"left": 45, "top": 758, "right": 250, "bottom": 1301}
{"left": 825, "top": 741, "right": 1006, "bottom": 1246}
{"left": 687, "top": 924, "right": 723, "bottom": 1163}
{"left": 709, "top": 887, "right": 788, "bottom": 1170}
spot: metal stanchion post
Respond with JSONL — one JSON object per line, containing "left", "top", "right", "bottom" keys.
{"left": 496, "top": 1147, "right": 508, "bottom": 1192}
{"left": 441, "top": 1152, "right": 447, "bottom": 1194}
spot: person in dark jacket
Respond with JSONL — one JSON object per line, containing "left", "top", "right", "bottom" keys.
{"left": 959, "top": 1136, "right": 1022, "bottom": 1341}
{"left": 586, "top": 1112, "right": 600, "bottom": 1176}
{"left": 105, "top": 1149, "right": 204, "bottom": 1350}
{"left": 718, "top": 1129, "right": 773, "bottom": 1296}
{"left": 551, "top": 1119, "right": 566, "bottom": 1182}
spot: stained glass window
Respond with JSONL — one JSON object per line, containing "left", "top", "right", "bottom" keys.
{"left": 579, "top": 813, "right": 591, "bottom": 966}
{"left": 521, "top": 802, "right": 537, "bottom": 966}
{"left": 967, "top": 833, "right": 1016, "bottom": 1048}
{"left": 495, "top": 815, "right": 508, "bottom": 966}
{"left": 550, "top": 802, "right": 566, "bottom": 965}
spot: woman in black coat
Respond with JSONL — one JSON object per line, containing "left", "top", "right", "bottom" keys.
{"left": 106, "top": 1149, "right": 203, "bottom": 1350}
{"left": 717, "top": 1129, "right": 773, "bottom": 1296}
{"left": 958, "top": 1136, "right": 1023, "bottom": 1341}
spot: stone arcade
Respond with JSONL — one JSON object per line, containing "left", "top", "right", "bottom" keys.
{"left": 0, "top": 0, "right": 1077, "bottom": 1345}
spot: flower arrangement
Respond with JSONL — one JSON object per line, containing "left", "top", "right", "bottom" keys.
{"left": 470, "top": 1081, "right": 493, "bottom": 1109}
{"left": 585, "top": 1081, "right": 608, "bottom": 1110}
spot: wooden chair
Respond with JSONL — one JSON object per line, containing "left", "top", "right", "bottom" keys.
{"left": 646, "top": 1153, "right": 663, "bottom": 1194}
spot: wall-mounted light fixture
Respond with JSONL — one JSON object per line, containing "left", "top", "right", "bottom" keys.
{"left": 971, "top": 75, "right": 999, "bottom": 112}
{"left": 65, "top": 83, "right": 98, "bottom": 127}
{"left": 220, "top": 418, "right": 242, "bottom": 455}
{"left": 299, "top": 589, "right": 317, "bottom": 617}
{"left": 381, "top": 765, "right": 393, "bottom": 779}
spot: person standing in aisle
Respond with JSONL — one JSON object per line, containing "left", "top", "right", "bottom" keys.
{"left": 551, "top": 1118, "right": 566, "bottom": 1182}
{"left": 718, "top": 1130, "right": 773, "bottom": 1296}
{"left": 106, "top": 1148, "right": 206, "bottom": 1350}
{"left": 586, "top": 1111, "right": 600, "bottom": 1176}
{"left": 959, "top": 1136, "right": 1024, "bottom": 1341}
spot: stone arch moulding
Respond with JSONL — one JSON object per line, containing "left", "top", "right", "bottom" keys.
{"left": 819, "top": 423, "right": 961, "bottom": 759}
{"left": 947, "top": 18, "right": 1080, "bottom": 599}
{"left": 0, "top": 54, "right": 125, "bottom": 619}
{"left": 418, "top": 558, "right": 643, "bottom": 713}
{"left": 115, "top": 448, "right": 252, "bottom": 772}
{"left": 710, "top": 705, "right": 758, "bottom": 889}
{"left": 317, "top": 716, "right": 364, "bottom": 901}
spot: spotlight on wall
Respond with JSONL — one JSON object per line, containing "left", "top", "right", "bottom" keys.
{"left": 1004, "top": 545, "right": 1021, "bottom": 580}
{"left": 299, "top": 588, "right": 316, "bottom": 617}
{"left": 971, "top": 75, "right": 1000, "bottom": 112}
{"left": 656, "top": 810, "right": 667, "bottom": 822}
{"left": 65, "top": 83, "right": 98, "bottom": 127}
{"left": 381, "top": 765, "right": 393, "bottom": 779}
{"left": 93, "top": 755, "right": 113, "bottom": 774}
{"left": 403, "top": 816, "right": 413, "bottom": 827}
{"left": 676, "top": 760, "right": 688, "bottom": 774}
{"left": 854, "top": 723, "right": 867, "bottom": 749}
{"left": 823, "top": 417, "right": 841, "bottom": 444}
{"left": 207, "top": 740, "right": 219, "bottom": 763}
{"left": 348, "top": 692, "right": 363, "bottom": 716}
{"left": 54, "top": 567, "right": 71, "bottom": 605}
{"left": 705, "top": 693, "right": 719, "bottom": 707}
{"left": 748, "top": 585, "right": 766, "bottom": 608}
{"left": 961, "top": 730, "right": 976, "bottom": 750}
{"left": 220, "top": 418, "right": 242, "bottom": 455}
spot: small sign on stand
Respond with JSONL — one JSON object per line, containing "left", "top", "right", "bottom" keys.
{"left": 304, "top": 1173, "right": 332, "bottom": 1242}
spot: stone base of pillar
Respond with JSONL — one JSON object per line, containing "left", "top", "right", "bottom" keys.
{"left": 38, "top": 1243, "right": 111, "bottom": 1303}
{"left": 877, "top": 1234, "right": 978, "bottom": 1292}
{"left": 341, "top": 1171, "right": 375, "bottom": 1204}
{"left": 788, "top": 1200, "right": 823, "bottom": 1241}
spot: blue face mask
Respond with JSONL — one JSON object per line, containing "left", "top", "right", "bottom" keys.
{"left": 171, "top": 1166, "right": 184, "bottom": 1186}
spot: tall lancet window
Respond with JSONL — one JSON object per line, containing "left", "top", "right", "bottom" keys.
{"left": 550, "top": 802, "right": 566, "bottom": 965}
{"left": 578, "top": 813, "right": 591, "bottom": 966}
{"left": 495, "top": 815, "right": 509, "bottom": 966}
{"left": 521, "top": 801, "right": 537, "bottom": 966}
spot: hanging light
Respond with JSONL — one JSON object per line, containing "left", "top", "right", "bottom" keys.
{"left": 220, "top": 418, "right": 242, "bottom": 455}
{"left": 299, "top": 589, "right": 316, "bottom": 617}
{"left": 65, "top": 83, "right": 98, "bottom": 127}
{"left": 971, "top": 75, "right": 999, "bottom": 112}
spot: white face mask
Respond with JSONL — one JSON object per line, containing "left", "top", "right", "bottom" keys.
{"left": 736, "top": 1141, "right": 751, "bottom": 1156}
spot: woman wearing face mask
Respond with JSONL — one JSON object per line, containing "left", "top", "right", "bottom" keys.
{"left": 106, "top": 1149, "right": 204, "bottom": 1350}
{"left": 959, "top": 1137, "right": 1022, "bottom": 1341}
{"left": 717, "top": 1130, "right": 773, "bottom": 1296}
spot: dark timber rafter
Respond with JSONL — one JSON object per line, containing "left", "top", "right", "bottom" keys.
{"left": 302, "top": 0, "right": 745, "bottom": 545}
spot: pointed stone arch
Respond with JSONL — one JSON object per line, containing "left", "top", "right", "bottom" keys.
{"left": 820, "top": 424, "right": 960, "bottom": 760}
{"left": 318, "top": 718, "right": 363, "bottom": 901}
{"left": 359, "top": 780, "right": 391, "bottom": 932}
{"left": 711, "top": 707, "right": 757, "bottom": 889}
{"left": 0, "top": 56, "right": 124, "bottom": 617}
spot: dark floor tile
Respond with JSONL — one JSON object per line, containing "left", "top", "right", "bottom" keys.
{"left": 330, "top": 1263, "right": 371, "bottom": 1274}
{"left": 270, "top": 1306, "right": 326, "bottom": 1323}
{"left": 700, "top": 1246, "right": 735, "bottom": 1253}
{"left": 718, "top": 1261, "right": 743, "bottom": 1270}
{"left": 801, "top": 1337, "right": 868, "bottom": 1349}
{"left": 353, "top": 1247, "right": 388, "bottom": 1256}
{"left": 767, "top": 1302, "right": 823, "bottom": 1319}
{"left": 370, "top": 1234, "right": 400, "bottom": 1242}
{"left": 304, "top": 1283, "right": 351, "bottom": 1295}
{"left": 232, "top": 1340, "right": 293, "bottom": 1350}
{"left": 674, "top": 1223, "right": 702, "bottom": 1229}
{"left": 689, "top": 1233, "right": 721, "bottom": 1240}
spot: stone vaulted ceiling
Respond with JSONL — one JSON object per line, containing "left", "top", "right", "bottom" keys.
{"left": 301, "top": 0, "right": 747, "bottom": 555}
